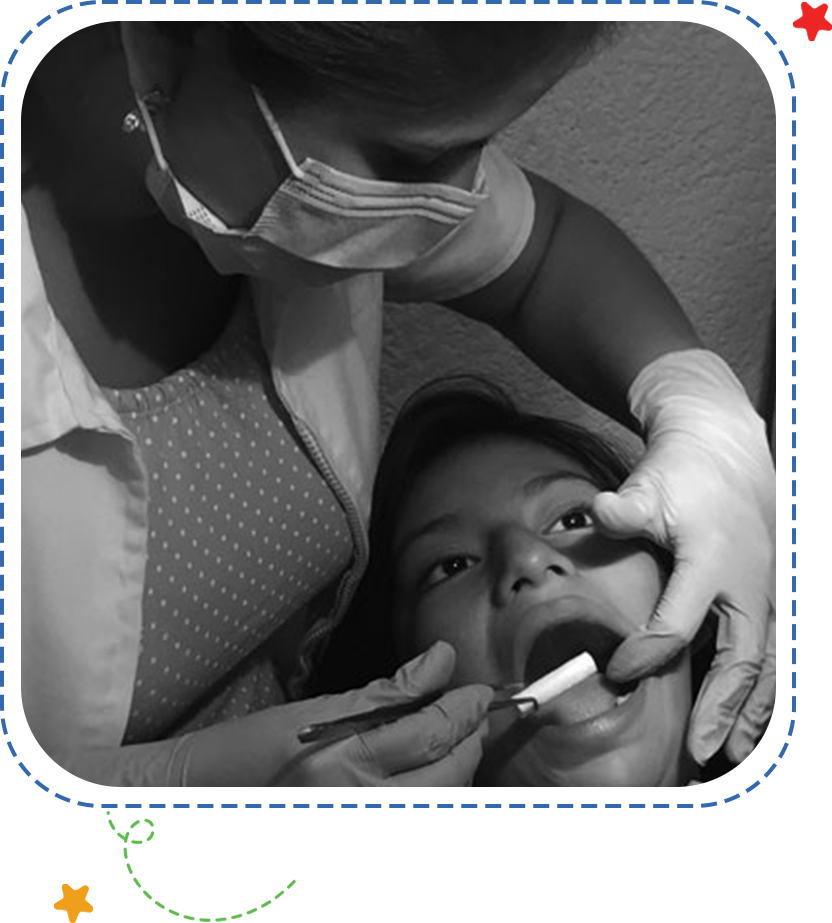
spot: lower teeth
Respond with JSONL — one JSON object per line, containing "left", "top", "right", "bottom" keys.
{"left": 615, "top": 692, "right": 633, "bottom": 707}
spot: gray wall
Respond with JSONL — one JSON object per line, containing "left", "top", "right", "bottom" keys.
{"left": 380, "top": 21, "right": 776, "bottom": 455}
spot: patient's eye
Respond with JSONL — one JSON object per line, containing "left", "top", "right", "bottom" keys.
{"left": 547, "top": 507, "right": 595, "bottom": 534}
{"left": 424, "top": 555, "right": 477, "bottom": 588}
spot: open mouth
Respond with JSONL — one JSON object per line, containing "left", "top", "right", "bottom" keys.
{"left": 524, "top": 619, "right": 630, "bottom": 685}
{"left": 523, "top": 620, "right": 638, "bottom": 726}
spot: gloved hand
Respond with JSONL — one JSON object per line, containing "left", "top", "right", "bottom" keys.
{"left": 183, "top": 641, "right": 494, "bottom": 799}
{"left": 592, "top": 349, "right": 775, "bottom": 765}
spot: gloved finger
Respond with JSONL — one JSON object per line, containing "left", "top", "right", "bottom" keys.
{"left": 392, "top": 640, "right": 457, "bottom": 697}
{"left": 354, "top": 640, "right": 458, "bottom": 709}
{"left": 724, "top": 607, "right": 776, "bottom": 764}
{"left": 352, "top": 685, "right": 493, "bottom": 778}
{"left": 606, "top": 556, "right": 716, "bottom": 684}
{"left": 592, "top": 483, "right": 663, "bottom": 543}
{"left": 687, "top": 595, "right": 768, "bottom": 765}
{"left": 391, "top": 724, "right": 488, "bottom": 787}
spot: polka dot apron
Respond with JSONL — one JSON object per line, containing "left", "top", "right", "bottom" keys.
{"left": 104, "top": 300, "right": 353, "bottom": 745}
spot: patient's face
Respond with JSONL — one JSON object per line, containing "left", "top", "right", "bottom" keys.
{"left": 392, "top": 436, "right": 692, "bottom": 787}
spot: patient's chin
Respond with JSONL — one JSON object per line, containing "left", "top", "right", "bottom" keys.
{"left": 475, "top": 650, "right": 693, "bottom": 787}
{"left": 476, "top": 735, "right": 685, "bottom": 787}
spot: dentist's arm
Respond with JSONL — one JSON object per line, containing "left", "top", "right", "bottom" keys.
{"left": 444, "top": 171, "right": 775, "bottom": 764}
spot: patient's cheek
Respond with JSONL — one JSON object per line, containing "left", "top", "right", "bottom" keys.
{"left": 396, "top": 603, "right": 462, "bottom": 666}
{"left": 400, "top": 602, "right": 499, "bottom": 687}
{"left": 394, "top": 605, "right": 424, "bottom": 663}
{"left": 602, "top": 554, "right": 665, "bottom": 629}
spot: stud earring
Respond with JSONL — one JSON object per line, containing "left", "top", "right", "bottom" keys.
{"left": 121, "top": 88, "right": 170, "bottom": 135}
{"left": 121, "top": 110, "right": 144, "bottom": 134}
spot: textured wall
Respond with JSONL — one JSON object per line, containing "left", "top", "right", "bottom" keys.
{"left": 380, "top": 21, "right": 776, "bottom": 454}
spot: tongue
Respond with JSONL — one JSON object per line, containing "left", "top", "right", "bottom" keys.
{"left": 533, "top": 673, "right": 619, "bottom": 726}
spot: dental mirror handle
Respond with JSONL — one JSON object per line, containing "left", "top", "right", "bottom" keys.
{"left": 297, "top": 692, "right": 538, "bottom": 745}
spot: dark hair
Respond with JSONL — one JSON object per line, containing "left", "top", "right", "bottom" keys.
{"left": 224, "top": 21, "right": 614, "bottom": 111}
{"left": 316, "top": 378, "right": 633, "bottom": 691}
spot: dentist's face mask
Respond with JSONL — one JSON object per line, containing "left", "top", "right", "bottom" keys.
{"left": 141, "top": 87, "right": 490, "bottom": 278}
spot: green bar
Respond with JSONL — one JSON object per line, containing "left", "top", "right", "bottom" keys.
{"left": 107, "top": 810, "right": 736, "bottom": 923}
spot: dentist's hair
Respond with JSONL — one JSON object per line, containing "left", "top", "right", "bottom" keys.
{"left": 224, "top": 22, "right": 615, "bottom": 110}
{"left": 317, "top": 377, "right": 633, "bottom": 691}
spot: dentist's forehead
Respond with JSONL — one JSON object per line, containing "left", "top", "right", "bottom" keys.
{"left": 286, "top": 48, "right": 575, "bottom": 157}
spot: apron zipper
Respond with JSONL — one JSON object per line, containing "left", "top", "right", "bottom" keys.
{"left": 284, "top": 415, "right": 371, "bottom": 698}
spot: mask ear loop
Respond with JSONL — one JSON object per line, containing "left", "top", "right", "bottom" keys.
{"left": 134, "top": 89, "right": 228, "bottom": 232}
{"left": 251, "top": 85, "right": 305, "bottom": 180}
{"left": 135, "top": 90, "right": 171, "bottom": 171}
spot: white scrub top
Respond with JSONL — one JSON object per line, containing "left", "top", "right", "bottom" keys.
{"left": 21, "top": 144, "right": 535, "bottom": 785}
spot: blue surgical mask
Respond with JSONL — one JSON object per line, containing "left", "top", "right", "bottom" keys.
{"left": 141, "top": 86, "right": 489, "bottom": 277}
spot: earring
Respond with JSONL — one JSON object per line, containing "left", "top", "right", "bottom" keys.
{"left": 121, "top": 88, "right": 170, "bottom": 135}
{"left": 121, "top": 110, "right": 144, "bottom": 134}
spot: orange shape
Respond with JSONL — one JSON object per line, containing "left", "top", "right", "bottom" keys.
{"left": 35, "top": 885, "right": 182, "bottom": 923}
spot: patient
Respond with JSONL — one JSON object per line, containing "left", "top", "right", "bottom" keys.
{"left": 324, "top": 381, "right": 705, "bottom": 786}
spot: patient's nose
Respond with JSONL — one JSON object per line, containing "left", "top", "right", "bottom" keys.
{"left": 493, "top": 525, "right": 576, "bottom": 606}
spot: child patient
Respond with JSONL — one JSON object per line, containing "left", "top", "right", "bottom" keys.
{"left": 325, "top": 381, "right": 707, "bottom": 787}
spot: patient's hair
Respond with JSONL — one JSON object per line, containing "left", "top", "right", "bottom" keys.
{"left": 318, "top": 379, "right": 634, "bottom": 691}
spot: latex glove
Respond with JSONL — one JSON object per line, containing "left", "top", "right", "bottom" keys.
{"left": 592, "top": 350, "right": 775, "bottom": 765}
{"left": 177, "top": 641, "right": 492, "bottom": 787}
